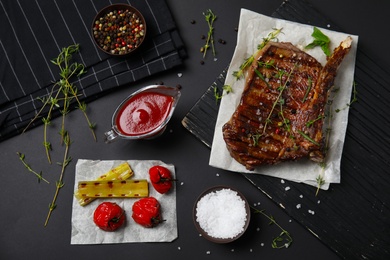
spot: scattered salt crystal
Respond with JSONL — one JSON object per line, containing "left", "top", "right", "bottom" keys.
{"left": 206, "top": 251, "right": 211, "bottom": 255}
{"left": 196, "top": 188, "right": 247, "bottom": 239}
{"left": 231, "top": 249, "right": 235, "bottom": 252}
{"left": 285, "top": 186, "right": 290, "bottom": 191}
{"left": 177, "top": 73, "right": 183, "bottom": 77}
{"left": 216, "top": 173, "right": 220, "bottom": 177}
{"left": 257, "top": 202, "right": 261, "bottom": 205}
{"left": 180, "top": 182, "right": 184, "bottom": 186}
{"left": 256, "top": 227, "right": 260, "bottom": 232}
{"left": 250, "top": 249, "right": 253, "bottom": 252}
{"left": 213, "top": 58, "right": 218, "bottom": 62}
{"left": 261, "top": 243, "right": 264, "bottom": 247}
{"left": 289, "top": 219, "right": 292, "bottom": 223}
{"left": 281, "top": 179, "right": 285, "bottom": 184}
{"left": 308, "top": 210, "right": 315, "bottom": 215}
{"left": 317, "top": 200, "right": 321, "bottom": 204}
{"left": 178, "top": 247, "right": 181, "bottom": 250}
{"left": 299, "top": 194, "right": 303, "bottom": 198}
{"left": 327, "top": 24, "right": 331, "bottom": 28}
{"left": 296, "top": 204, "right": 301, "bottom": 209}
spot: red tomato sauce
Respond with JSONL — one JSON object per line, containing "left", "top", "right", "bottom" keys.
{"left": 116, "top": 92, "right": 173, "bottom": 136}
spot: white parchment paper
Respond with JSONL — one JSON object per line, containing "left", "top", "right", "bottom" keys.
{"left": 71, "top": 159, "right": 177, "bottom": 244}
{"left": 209, "top": 9, "right": 358, "bottom": 189}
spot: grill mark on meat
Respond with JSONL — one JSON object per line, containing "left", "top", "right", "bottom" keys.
{"left": 223, "top": 37, "right": 352, "bottom": 170}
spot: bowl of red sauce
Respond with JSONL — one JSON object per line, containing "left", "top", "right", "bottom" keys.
{"left": 104, "top": 85, "right": 181, "bottom": 143}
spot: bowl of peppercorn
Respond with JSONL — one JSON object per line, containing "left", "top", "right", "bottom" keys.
{"left": 92, "top": 4, "right": 147, "bottom": 56}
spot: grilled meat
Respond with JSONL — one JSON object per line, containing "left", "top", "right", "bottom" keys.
{"left": 223, "top": 37, "right": 352, "bottom": 170}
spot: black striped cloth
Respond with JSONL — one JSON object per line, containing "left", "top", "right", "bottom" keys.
{"left": 0, "top": 0, "right": 186, "bottom": 141}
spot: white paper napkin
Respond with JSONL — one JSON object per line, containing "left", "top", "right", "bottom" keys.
{"left": 71, "top": 159, "right": 177, "bottom": 244}
{"left": 209, "top": 9, "right": 358, "bottom": 189}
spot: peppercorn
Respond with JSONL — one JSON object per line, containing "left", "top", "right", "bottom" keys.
{"left": 218, "top": 39, "right": 226, "bottom": 44}
{"left": 93, "top": 8, "right": 145, "bottom": 55}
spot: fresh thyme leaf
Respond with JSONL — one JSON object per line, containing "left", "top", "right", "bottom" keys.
{"left": 202, "top": 9, "right": 217, "bottom": 58}
{"left": 17, "top": 152, "right": 50, "bottom": 184}
{"left": 336, "top": 81, "right": 358, "bottom": 113}
{"left": 254, "top": 69, "right": 270, "bottom": 88}
{"left": 213, "top": 85, "right": 222, "bottom": 103}
{"left": 223, "top": 84, "right": 233, "bottom": 94}
{"left": 302, "top": 77, "right": 312, "bottom": 102}
{"left": 305, "top": 27, "right": 331, "bottom": 56}
{"left": 44, "top": 132, "right": 71, "bottom": 226}
{"left": 315, "top": 174, "right": 326, "bottom": 196}
{"left": 232, "top": 28, "right": 282, "bottom": 81}
{"left": 298, "top": 130, "right": 320, "bottom": 146}
{"left": 251, "top": 206, "right": 293, "bottom": 249}
{"left": 305, "top": 115, "right": 324, "bottom": 127}
{"left": 251, "top": 133, "right": 261, "bottom": 147}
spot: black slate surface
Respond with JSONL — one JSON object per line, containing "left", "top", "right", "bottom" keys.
{"left": 181, "top": 0, "right": 390, "bottom": 259}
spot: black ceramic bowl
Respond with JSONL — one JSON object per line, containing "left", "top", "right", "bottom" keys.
{"left": 92, "top": 4, "right": 146, "bottom": 56}
{"left": 193, "top": 186, "right": 251, "bottom": 243}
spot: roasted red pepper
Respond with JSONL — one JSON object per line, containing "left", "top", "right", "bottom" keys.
{"left": 149, "top": 165, "right": 174, "bottom": 194}
{"left": 93, "top": 202, "right": 126, "bottom": 231}
{"left": 132, "top": 197, "right": 163, "bottom": 228}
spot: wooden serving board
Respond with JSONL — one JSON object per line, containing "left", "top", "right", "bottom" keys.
{"left": 181, "top": 0, "right": 390, "bottom": 259}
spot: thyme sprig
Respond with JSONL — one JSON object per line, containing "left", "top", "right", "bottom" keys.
{"left": 251, "top": 206, "right": 293, "bottom": 249}
{"left": 202, "top": 9, "right": 217, "bottom": 58}
{"left": 51, "top": 44, "right": 97, "bottom": 142}
{"left": 44, "top": 131, "right": 72, "bottom": 226}
{"left": 17, "top": 152, "right": 50, "bottom": 184}
{"left": 297, "top": 130, "right": 320, "bottom": 146}
{"left": 213, "top": 84, "right": 233, "bottom": 103}
{"left": 18, "top": 44, "right": 96, "bottom": 226}
{"left": 335, "top": 81, "right": 358, "bottom": 113}
{"left": 302, "top": 77, "right": 312, "bottom": 103}
{"left": 315, "top": 174, "right": 326, "bottom": 196}
{"left": 233, "top": 28, "right": 283, "bottom": 80}
{"left": 23, "top": 44, "right": 96, "bottom": 163}
{"left": 219, "top": 28, "right": 282, "bottom": 103}
{"left": 261, "top": 65, "right": 295, "bottom": 137}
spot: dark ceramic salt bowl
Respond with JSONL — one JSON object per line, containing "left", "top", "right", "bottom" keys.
{"left": 92, "top": 4, "right": 147, "bottom": 56}
{"left": 193, "top": 186, "right": 251, "bottom": 243}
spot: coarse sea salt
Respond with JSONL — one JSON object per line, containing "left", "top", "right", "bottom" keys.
{"left": 196, "top": 188, "right": 247, "bottom": 239}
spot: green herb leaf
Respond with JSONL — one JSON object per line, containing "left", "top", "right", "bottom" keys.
{"left": 251, "top": 206, "right": 293, "bottom": 249}
{"left": 305, "top": 27, "right": 331, "bottom": 56}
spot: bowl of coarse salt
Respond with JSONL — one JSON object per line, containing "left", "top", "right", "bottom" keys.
{"left": 193, "top": 186, "right": 251, "bottom": 243}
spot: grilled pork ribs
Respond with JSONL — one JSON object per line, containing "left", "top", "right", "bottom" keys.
{"left": 223, "top": 37, "right": 352, "bottom": 170}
